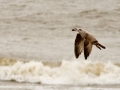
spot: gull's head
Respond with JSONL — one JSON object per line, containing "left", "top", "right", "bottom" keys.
{"left": 72, "top": 28, "right": 86, "bottom": 38}
{"left": 72, "top": 28, "right": 83, "bottom": 31}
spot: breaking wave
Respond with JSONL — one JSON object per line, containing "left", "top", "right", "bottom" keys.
{"left": 0, "top": 57, "right": 120, "bottom": 85}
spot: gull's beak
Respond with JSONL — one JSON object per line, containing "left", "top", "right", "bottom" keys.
{"left": 72, "top": 28, "right": 77, "bottom": 31}
{"left": 72, "top": 29, "right": 75, "bottom": 31}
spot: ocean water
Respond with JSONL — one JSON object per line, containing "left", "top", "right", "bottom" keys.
{"left": 0, "top": 0, "right": 120, "bottom": 90}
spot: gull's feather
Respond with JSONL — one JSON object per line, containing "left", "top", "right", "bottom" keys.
{"left": 74, "top": 34, "right": 85, "bottom": 58}
{"left": 84, "top": 39, "right": 93, "bottom": 59}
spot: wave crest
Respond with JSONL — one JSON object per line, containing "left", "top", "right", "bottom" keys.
{"left": 0, "top": 57, "right": 120, "bottom": 85}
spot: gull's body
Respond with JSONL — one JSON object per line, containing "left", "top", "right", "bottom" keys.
{"left": 72, "top": 28, "right": 106, "bottom": 60}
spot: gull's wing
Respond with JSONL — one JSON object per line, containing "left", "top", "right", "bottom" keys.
{"left": 74, "top": 34, "right": 85, "bottom": 58}
{"left": 84, "top": 39, "right": 93, "bottom": 60}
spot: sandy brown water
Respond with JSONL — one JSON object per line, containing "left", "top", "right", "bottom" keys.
{"left": 1, "top": 81, "right": 120, "bottom": 90}
{"left": 0, "top": 0, "right": 120, "bottom": 90}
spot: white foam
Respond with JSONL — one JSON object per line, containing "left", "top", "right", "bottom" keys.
{"left": 0, "top": 59, "right": 120, "bottom": 85}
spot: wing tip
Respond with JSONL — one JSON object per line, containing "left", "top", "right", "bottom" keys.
{"left": 85, "top": 57, "right": 88, "bottom": 60}
{"left": 75, "top": 55, "right": 79, "bottom": 59}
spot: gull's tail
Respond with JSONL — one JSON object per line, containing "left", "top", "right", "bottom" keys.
{"left": 96, "top": 43, "right": 106, "bottom": 50}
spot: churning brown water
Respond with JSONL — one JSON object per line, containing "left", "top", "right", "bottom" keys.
{"left": 0, "top": 0, "right": 120, "bottom": 90}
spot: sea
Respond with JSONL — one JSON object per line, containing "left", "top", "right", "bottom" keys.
{"left": 0, "top": 0, "right": 120, "bottom": 90}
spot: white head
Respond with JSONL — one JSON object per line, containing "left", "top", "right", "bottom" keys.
{"left": 72, "top": 28, "right": 86, "bottom": 38}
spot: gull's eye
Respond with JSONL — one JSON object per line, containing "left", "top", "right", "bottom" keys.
{"left": 79, "top": 29, "right": 82, "bottom": 31}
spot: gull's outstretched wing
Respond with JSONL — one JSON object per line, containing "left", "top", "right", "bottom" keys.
{"left": 84, "top": 39, "right": 93, "bottom": 60}
{"left": 74, "top": 34, "right": 85, "bottom": 58}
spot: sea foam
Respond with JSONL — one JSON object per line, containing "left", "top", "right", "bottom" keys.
{"left": 0, "top": 57, "right": 120, "bottom": 85}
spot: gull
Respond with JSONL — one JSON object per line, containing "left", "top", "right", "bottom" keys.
{"left": 72, "top": 28, "right": 106, "bottom": 60}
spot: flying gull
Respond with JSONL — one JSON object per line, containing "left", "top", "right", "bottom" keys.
{"left": 72, "top": 28, "right": 106, "bottom": 60}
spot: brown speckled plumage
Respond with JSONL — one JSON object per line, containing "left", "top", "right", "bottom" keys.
{"left": 72, "top": 28, "right": 106, "bottom": 60}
